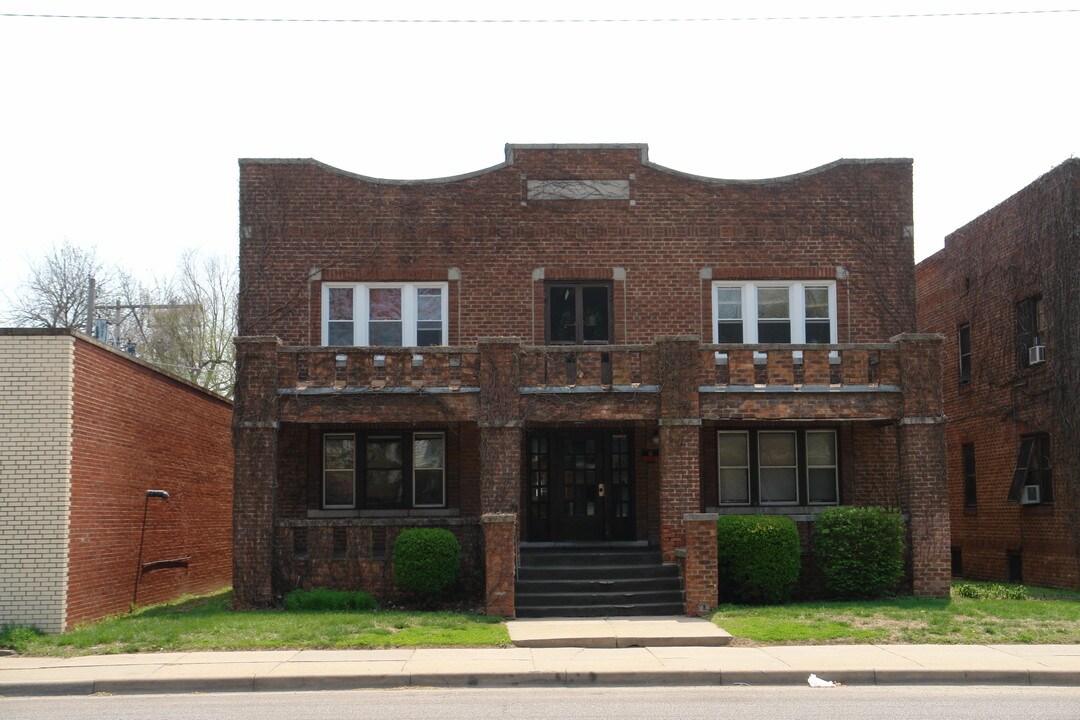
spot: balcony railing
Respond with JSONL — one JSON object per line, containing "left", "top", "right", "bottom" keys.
{"left": 276, "top": 343, "right": 902, "bottom": 393}
{"left": 518, "top": 345, "right": 658, "bottom": 390}
{"left": 278, "top": 346, "right": 481, "bottom": 391}
{"left": 699, "top": 344, "right": 901, "bottom": 389}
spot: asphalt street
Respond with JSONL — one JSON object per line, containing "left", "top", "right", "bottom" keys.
{"left": 5, "top": 686, "right": 1080, "bottom": 720}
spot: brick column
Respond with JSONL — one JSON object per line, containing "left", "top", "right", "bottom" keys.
{"left": 477, "top": 338, "right": 522, "bottom": 615}
{"left": 683, "top": 513, "right": 718, "bottom": 615}
{"left": 893, "top": 333, "right": 950, "bottom": 597}
{"left": 657, "top": 336, "right": 702, "bottom": 563}
{"left": 482, "top": 513, "right": 517, "bottom": 617}
{"left": 232, "top": 336, "right": 281, "bottom": 609}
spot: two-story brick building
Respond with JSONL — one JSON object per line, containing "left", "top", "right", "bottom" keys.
{"left": 916, "top": 159, "right": 1079, "bottom": 589}
{"left": 234, "top": 144, "right": 950, "bottom": 617}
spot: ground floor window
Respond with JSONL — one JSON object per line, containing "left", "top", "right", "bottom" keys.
{"left": 322, "top": 430, "right": 446, "bottom": 509}
{"left": 1008, "top": 433, "right": 1052, "bottom": 504}
{"left": 717, "top": 428, "right": 839, "bottom": 506}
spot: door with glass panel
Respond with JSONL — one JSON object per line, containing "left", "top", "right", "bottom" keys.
{"left": 526, "top": 429, "right": 633, "bottom": 542}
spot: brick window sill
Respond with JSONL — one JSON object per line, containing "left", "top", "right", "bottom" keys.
{"left": 307, "top": 508, "right": 460, "bottom": 519}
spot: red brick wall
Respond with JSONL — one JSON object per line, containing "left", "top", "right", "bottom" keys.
{"left": 916, "top": 159, "right": 1080, "bottom": 589}
{"left": 238, "top": 148, "right": 915, "bottom": 346}
{"left": 68, "top": 338, "right": 233, "bottom": 627}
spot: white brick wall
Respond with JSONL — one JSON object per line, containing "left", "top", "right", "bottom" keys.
{"left": 0, "top": 334, "right": 74, "bottom": 633}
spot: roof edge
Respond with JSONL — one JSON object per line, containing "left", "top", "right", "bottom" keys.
{"left": 0, "top": 327, "right": 232, "bottom": 405}
{"left": 240, "top": 148, "right": 912, "bottom": 187}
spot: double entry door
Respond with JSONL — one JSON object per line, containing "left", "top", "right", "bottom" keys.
{"left": 525, "top": 429, "right": 634, "bottom": 542}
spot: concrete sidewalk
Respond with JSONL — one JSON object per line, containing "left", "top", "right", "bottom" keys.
{"left": 2, "top": 644, "right": 1080, "bottom": 696}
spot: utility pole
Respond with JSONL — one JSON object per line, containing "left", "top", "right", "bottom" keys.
{"left": 84, "top": 277, "right": 96, "bottom": 335}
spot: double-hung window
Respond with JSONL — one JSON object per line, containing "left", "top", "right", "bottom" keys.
{"left": 712, "top": 281, "right": 837, "bottom": 345}
{"left": 958, "top": 323, "right": 972, "bottom": 386}
{"left": 1008, "top": 434, "right": 1052, "bottom": 504}
{"left": 322, "top": 282, "right": 448, "bottom": 346}
{"left": 322, "top": 431, "right": 447, "bottom": 510}
{"left": 1016, "top": 296, "right": 1045, "bottom": 368}
{"left": 717, "top": 429, "right": 838, "bottom": 506}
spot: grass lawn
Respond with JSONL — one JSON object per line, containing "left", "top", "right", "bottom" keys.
{"left": 0, "top": 589, "right": 510, "bottom": 657}
{"left": 712, "top": 581, "right": 1080, "bottom": 646}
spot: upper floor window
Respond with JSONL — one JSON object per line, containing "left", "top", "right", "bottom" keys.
{"left": 712, "top": 281, "right": 837, "bottom": 345}
{"left": 958, "top": 323, "right": 971, "bottom": 386}
{"left": 322, "top": 282, "right": 448, "bottom": 347}
{"left": 1016, "top": 295, "right": 1045, "bottom": 368}
{"left": 546, "top": 282, "right": 612, "bottom": 344}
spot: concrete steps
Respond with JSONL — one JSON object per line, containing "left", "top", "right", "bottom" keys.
{"left": 515, "top": 546, "right": 684, "bottom": 618}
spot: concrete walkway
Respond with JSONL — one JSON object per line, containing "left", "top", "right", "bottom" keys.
{"left": 507, "top": 616, "right": 732, "bottom": 648}
{"left": 2, "top": 644, "right": 1080, "bottom": 696}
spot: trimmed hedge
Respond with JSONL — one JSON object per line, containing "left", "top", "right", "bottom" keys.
{"left": 814, "top": 506, "right": 905, "bottom": 599}
{"left": 392, "top": 528, "right": 461, "bottom": 596}
{"left": 716, "top": 515, "right": 801, "bottom": 604}
{"left": 283, "top": 588, "right": 377, "bottom": 612}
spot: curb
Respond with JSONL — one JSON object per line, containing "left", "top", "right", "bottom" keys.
{"left": 3, "top": 669, "right": 1080, "bottom": 696}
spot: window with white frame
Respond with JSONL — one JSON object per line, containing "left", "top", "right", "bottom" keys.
{"left": 321, "top": 282, "right": 448, "bottom": 346}
{"left": 321, "top": 431, "right": 447, "bottom": 509}
{"left": 712, "top": 281, "right": 837, "bottom": 345}
{"left": 717, "top": 431, "right": 750, "bottom": 504}
{"left": 759, "top": 431, "right": 798, "bottom": 504}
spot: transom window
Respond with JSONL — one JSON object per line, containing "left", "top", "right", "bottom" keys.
{"left": 545, "top": 282, "right": 613, "bottom": 344}
{"left": 322, "top": 282, "right": 448, "bottom": 347}
{"left": 717, "top": 429, "right": 839, "bottom": 506}
{"left": 712, "top": 281, "right": 837, "bottom": 345}
{"left": 322, "top": 431, "right": 447, "bottom": 509}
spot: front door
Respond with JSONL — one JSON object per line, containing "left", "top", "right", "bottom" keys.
{"left": 525, "top": 429, "right": 634, "bottom": 542}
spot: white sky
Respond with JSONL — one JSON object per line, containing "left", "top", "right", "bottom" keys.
{"left": 1, "top": 0, "right": 1077, "bottom": 318}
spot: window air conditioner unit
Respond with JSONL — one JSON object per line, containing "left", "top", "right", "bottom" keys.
{"left": 1020, "top": 485, "right": 1041, "bottom": 505}
{"left": 1029, "top": 345, "right": 1046, "bottom": 365}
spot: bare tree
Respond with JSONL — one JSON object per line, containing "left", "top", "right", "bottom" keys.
{"left": 7, "top": 241, "right": 116, "bottom": 329}
{"left": 134, "top": 251, "right": 237, "bottom": 397}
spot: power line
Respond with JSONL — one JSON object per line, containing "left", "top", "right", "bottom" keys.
{"left": 0, "top": 8, "right": 1078, "bottom": 24}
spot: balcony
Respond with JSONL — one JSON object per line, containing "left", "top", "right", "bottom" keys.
{"left": 269, "top": 339, "right": 913, "bottom": 424}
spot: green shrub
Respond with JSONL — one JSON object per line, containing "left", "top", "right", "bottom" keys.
{"left": 952, "top": 581, "right": 1028, "bottom": 600}
{"left": 0, "top": 624, "right": 43, "bottom": 651}
{"left": 716, "top": 515, "right": 801, "bottom": 604}
{"left": 392, "top": 528, "right": 461, "bottom": 596}
{"left": 283, "top": 588, "right": 377, "bottom": 612}
{"left": 814, "top": 506, "right": 905, "bottom": 599}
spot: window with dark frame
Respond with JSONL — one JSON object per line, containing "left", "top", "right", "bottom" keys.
{"left": 717, "top": 429, "right": 838, "bottom": 507}
{"left": 958, "top": 323, "right": 971, "bottom": 386}
{"left": 962, "top": 443, "right": 977, "bottom": 507}
{"left": 546, "top": 282, "right": 613, "bottom": 344}
{"left": 1016, "top": 296, "right": 1045, "bottom": 368}
{"left": 321, "top": 431, "right": 447, "bottom": 510}
{"left": 1007, "top": 434, "right": 1052, "bottom": 503}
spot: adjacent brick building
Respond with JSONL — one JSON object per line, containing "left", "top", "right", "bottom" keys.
{"left": 0, "top": 329, "right": 233, "bottom": 632}
{"left": 916, "top": 159, "right": 1080, "bottom": 589}
{"left": 235, "top": 144, "right": 950, "bottom": 616}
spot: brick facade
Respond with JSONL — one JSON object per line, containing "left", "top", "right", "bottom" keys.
{"left": 0, "top": 329, "right": 233, "bottom": 632}
{"left": 916, "top": 159, "right": 1080, "bottom": 589}
{"left": 235, "top": 144, "right": 947, "bottom": 613}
